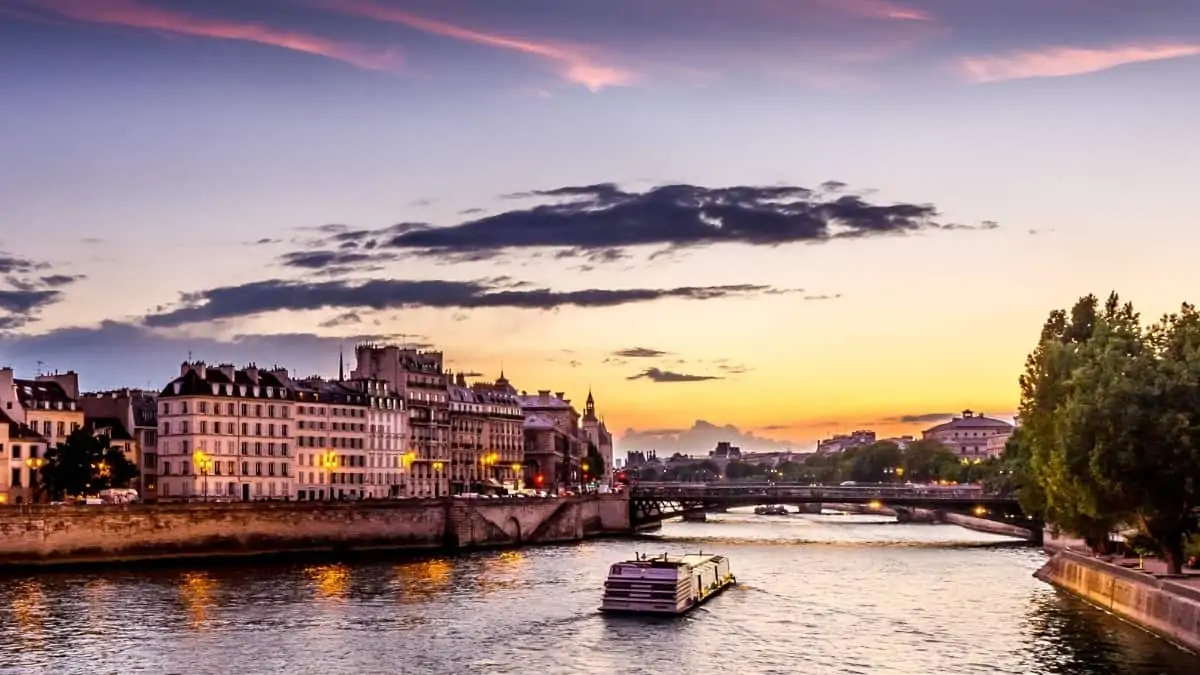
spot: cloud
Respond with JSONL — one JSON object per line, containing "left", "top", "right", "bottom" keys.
{"left": 613, "top": 347, "right": 668, "bottom": 358}
{"left": 318, "top": 311, "right": 363, "bottom": 329}
{"left": 809, "top": 0, "right": 932, "bottom": 22}
{"left": 22, "top": 0, "right": 402, "bottom": 72}
{"left": 620, "top": 420, "right": 796, "bottom": 455}
{"left": 368, "top": 182, "right": 986, "bottom": 262}
{"left": 140, "top": 278, "right": 776, "bottom": 328}
{"left": 0, "top": 251, "right": 83, "bottom": 330}
{"left": 627, "top": 368, "right": 720, "bottom": 383}
{"left": 0, "top": 322, "right": 395, "bottom": 389}
{"left": 319, "top": 0, "right": 633, "bottom": 90}
{"left": 961, "top": 42, "right": 1200, "bottom": 83}
{"left": 884, "top": 412, "right": 954, "bottom": 424}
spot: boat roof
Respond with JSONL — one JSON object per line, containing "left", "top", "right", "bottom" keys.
{"left": 617, "top": 553, "right": 725, "bottom": 568}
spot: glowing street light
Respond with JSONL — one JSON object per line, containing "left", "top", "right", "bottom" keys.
{"left": 432, "top": 460, "right": 445, "bottom": 498}
{"left": 320, "top": 450, "right": 339, "bottom": 500}
{"left": 192, "top": 450, "right": 214, "bottom": 502}
{"left": 25, "top": 456, "right": 46, "bottom": 503}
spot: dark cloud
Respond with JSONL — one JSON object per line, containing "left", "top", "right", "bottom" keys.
{"left": 141, "top": 278, "right": 776, "bottom": 328}
{"left": 0, "top": 251, "right": 83, "bottom": 330}
{"left": 627, "top": 367, "right": 720, "bottom": 383}
{"left": 613, "top": 347, "right": 669, "bottom": 358}
{"left": 318, "top": 311, "right": 363, "bottom": 329}
{"left": 360, "top": 182, "right": 990, "bottom": 262}
{"left": 278, "top": 249, "right": 399, "bottom": 274}
{"left": 887, "top": 413, "right": 954, "bottom": 424}
{"left": 620, "top": 420, "right": 797, "bottom": 455}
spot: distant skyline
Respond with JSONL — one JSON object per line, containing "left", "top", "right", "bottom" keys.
{"left": 2, "top": 0, "right": 1198, "bottom": 454}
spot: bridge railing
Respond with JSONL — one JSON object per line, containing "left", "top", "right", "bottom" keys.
{"left": 629, "top": 482, "right": 1007, "bottom": 503}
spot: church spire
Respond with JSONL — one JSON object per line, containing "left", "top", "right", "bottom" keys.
{"left": 338, "top": 347, "right": 345, "bottom": 382}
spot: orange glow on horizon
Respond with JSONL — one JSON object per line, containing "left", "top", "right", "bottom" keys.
{"left": 962, "top": 42, "right": 1200, "bottom": 83}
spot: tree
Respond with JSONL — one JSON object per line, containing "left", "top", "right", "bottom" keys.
{"left": 902, "top": 439, "right": 959, "bottom": 483}
{"left": 39, "top": 429, "right": 139, "bottom": 501}
{"left": 1018, "top": 294, "right": 1123, "bottom": 553}
{"left": 724, "top": 461, "right": 767, "bottom": 481}
{"left": 841, "top": 442, "right": 903, "bottom": 483}
{"left": 583, "top": 442, "right": 606, "bottom": 481}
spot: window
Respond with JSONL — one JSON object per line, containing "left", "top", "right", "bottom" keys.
{"left": 199, "top": 401, "right": 208, "bottom": 414}
{"left": 200, "top": 421, "right": 208, "bottom": 434}
{"left": 255, "top": 462, "right": 262, "bottom": 476}
{"left": 181, "top": 421, "right": 189, "bottom": 434}
{"left": 241, "top": 423, "right": 248, "bottom": 436}
{"left": 42, "top": 421, "right": 50, "bottom": 436}
{"left": 163, "top": 422, "right": 171, "bottom": 435}
{"left": 268, "top": 405, "right": 275, "bottom": 418}
{"left": 255, "top": 423, "right": 262, "bottom": 436}
{"left": 268, "top": 462, "right": 276, "bottom": 476}
{"left": 241, "top": 461, "right": 249, "bottom": 475}
{"left": 162, "top": 403, "right": 170, "bottom": 415}
{"left": 227, "top": 403, "right": 235, "bottom": 416}
{"left": 255, "top": 405, "right": 263, "bottom": 417}
{"left": 255, "top": 442, "right": 262, "bottom": 456}
{"left": 163, "top": 461, "right": 172, "bottom": 475}
{"left": 182, "top": 402, "right": 189, "bottom": 414}
{"left": 11, "top": 444, "right": 20, "bottom": 459}
{"left": 241, "top": 404, "right": 248, "bottom": 416}
{"left": 282, "top": 424, "right": 289, "bottom": 436}
{"left": 227, "top": 461, "right": 235, "bottom": 475}
{"left": 241, "top": 442, "right": 249, "bottom": 455}
{"left": 182, "top": 461, "right": 191, "bottom": 475}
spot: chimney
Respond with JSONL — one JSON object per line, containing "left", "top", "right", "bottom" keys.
{"left": 218, "top": 364, "right": 236, "bottom": 381}
{"left": 36, "top": 371, "right": 80, "bottom": 400}
{"left": 538, "top": 390, "right": 550, "bottom": 403}
{"left": 245, "top": 364, "right": 260, "bottom": 384}
{"left": 455, "top": 372, "right": 467, "bottom": 387}
{"left": 555, "top": 391, "right": 565, "bottom": 400}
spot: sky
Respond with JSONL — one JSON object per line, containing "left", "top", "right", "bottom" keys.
{"left": 2, "top": 0, "right": 1199, "bottom": 455}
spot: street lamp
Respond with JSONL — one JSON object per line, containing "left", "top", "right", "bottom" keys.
{"left": 192, "top": 450, "right": 213, "bottom": 502}
{"left": 25, "top": 457, "right": 46, "bottom": 503}
{"left": 511, "top": 462, "right": 522, "bottom": 490}
{"left": 320, "top": 450, "right": 339, "bottom": 500}
{"left": 432, "top": 460, "right": 444, "bottom": 498}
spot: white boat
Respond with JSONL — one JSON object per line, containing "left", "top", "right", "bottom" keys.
{"left": 600, "top": 552, "right": 735, "bottom": 615}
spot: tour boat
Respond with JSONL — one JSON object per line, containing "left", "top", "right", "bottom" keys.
{"left": 600, "top": 552, "right": 735, "bottom": 615}
{"left": 754, "top": 504, "right": 789, "bottom": 515}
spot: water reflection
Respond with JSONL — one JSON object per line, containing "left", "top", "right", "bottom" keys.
{"left": 305, "top": 564, "right": 350, "bottom": 601}
{"left": 394, "top": 558, "right": 453, "bottom": 604}
{"left": 9, "top": 579, "right": 47, "bottom": 647}
{"left": 0, "top": 520, "right": 1194, "bottom": 675}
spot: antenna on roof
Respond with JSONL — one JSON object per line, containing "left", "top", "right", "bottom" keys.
{"left": 36, "top": 360, "right": 45, "bottom": 376}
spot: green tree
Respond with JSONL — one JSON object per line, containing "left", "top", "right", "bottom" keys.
{"left": 1018, "top": 294, "right": 1122, "bottom": 553}
{"left": 775, "top": 461, "right": 805, "bottom": 483}
{"left": 39, "top": 429, "right": 139, "bottom": 501}
{"left": 724, "top": 461, "right": 767, "bottom": 481}
{"left": 1062, "top": 302, "right": 1200, "bottom": 573}
{"left": 841, "top": 442, "right": 904, "bottom": 483}
{"left": 901, "top": 439, "right": 959, "bottom": 483}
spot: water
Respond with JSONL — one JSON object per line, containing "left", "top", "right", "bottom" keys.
{"left": 0, "top": 510, "right": 1196, "bottom": 674}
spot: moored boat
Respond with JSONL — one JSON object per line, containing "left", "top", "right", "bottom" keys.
{"left": 600, "top": 552, "right": 735, "bottom": 615}
{"left": 754, "top": 504, "right": 789, "bottom": 515}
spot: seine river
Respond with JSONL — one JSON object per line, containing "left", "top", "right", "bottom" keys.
{"left": 1, "top": 510, "right": 1197, "bottom": 674}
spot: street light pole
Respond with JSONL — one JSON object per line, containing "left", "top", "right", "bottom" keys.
{"left": 25, "top": 457, "right": 46, "bottom": 503}
{"left": 320, "top": 450, "right": 339, "bottom": 500}
{"left": 193, "top": 450, "right": 212, "bottom": 502}
{"left": 432, "top": 460, "right": 444, "bottom": 498}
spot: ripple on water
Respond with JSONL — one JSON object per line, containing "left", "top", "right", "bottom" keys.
{"left": 0, "top": 519, "right": 1195, "bottom": 674}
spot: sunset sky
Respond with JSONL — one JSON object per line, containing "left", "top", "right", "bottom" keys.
{"left": 2, "top": 0, "right": 1198, "bottom": 454}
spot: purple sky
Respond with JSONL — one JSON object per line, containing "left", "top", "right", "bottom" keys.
{"left": 2, "top": 0, "right": 1199, "bottom": 453}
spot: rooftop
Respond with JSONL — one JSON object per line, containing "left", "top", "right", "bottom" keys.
{"left": 925, "top": 410, "right": 1014, "bottom": 433}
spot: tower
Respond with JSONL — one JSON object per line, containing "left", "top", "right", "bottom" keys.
{"left": 584, "top": 387, "right": 596, "bottom": 422}
{"left": 338, "top": 347, "right": 345, "bottom": 382}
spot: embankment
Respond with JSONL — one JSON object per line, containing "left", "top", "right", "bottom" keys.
{"left": 1036, "top": 550, "right": 1200, "bottom": 653}
{"left": 0, "top": 495, "right": 630, "bottom": 568}
{"left": 941, "top": 512, "right": 1038, "bottom": 540}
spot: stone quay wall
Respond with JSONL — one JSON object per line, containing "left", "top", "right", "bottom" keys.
{"left": 1036, "top": 550, "right": 1200, "bottom": 653}
{"left": 0, "top": 495, "right": 631, "bottom": 568}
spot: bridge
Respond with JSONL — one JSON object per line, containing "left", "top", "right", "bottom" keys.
{"left": 628, "top": 482, "right": 1039, "bottom": 541}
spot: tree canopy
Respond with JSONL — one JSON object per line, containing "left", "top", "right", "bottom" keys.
{"left": 1016, "top": 293, "right": 1200, "bottom": 572}
{"left": 39, "top": 429, "right": 139, "bottom": 501}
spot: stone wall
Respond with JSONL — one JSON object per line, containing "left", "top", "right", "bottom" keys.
{"left": 0, "top": 495, "right": 631, "bottom": 567}
{"left": 1036, "top": 550, "right": 1200, "bottom": 653}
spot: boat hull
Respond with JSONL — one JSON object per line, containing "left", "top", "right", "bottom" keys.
{"left": 600, "top": 554, "right": 735, "bottom": 616}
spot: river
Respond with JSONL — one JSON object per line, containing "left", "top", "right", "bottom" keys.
{"left": 0, "top": 509, "right": 1196, "bottom": 674}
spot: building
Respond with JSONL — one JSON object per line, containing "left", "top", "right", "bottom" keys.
{"left": 518, "top": 389, "right": 585, "bottom": 491}
{"left": 0, "top": 368, "right": 85, "bottom": 450}
{"left": 580, "top": 389, "right": 614, "bottom": 483}
{"left": 80, "top": 389, "right": 159, "bottom": 500}
{"left": 290, "top": 372, "right": 403, "bottom": 501}
{"left": 922, "top": 410, "right": 1015, "bottom": 461}
{"left": 157, "top": 362, "right": 295, "bottom": 501}
{"left": 0, "top": 409, "right": 49, "bottom": 505}
{"left": 816, "top": 430, "right": 877, "bottom": 454}
{"left": 457, "top": 372, "right": 525, "bottom": 492}
{"left": 353, "top": 344, "right": 450, "bottom": 497}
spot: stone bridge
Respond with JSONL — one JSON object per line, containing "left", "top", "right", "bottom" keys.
{"left": 629, "top": 482, "right": 1040, "bottom": 541}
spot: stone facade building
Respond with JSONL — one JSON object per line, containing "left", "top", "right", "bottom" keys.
{"left": 157, "top": 362, "right": 295, "bottom": 501}
{"left": 352, "top": 345, "right": 450, "bottom": 498}
{"left": 580, "top": 389, "right": 614, "bottom": 483}
{"left": 80, "top": 389, "right": 159, "bottom": 500}
{"left": 922, "top": 409, "right": 1015, "bottom": 460}
{"left": 0, "top": 409, "right": 49, "bottom": 505}
{"left": 518, "top": 389, "right": 585, "bottom": 491}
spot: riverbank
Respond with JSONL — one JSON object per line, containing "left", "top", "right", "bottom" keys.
{"left": 1036, "top": 550, "right": 1200, "bottom": 653}
{"left": 0, "top": 495, "right": 631, "bottom": 569}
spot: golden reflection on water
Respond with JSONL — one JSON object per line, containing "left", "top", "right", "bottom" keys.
{"left": 10, "top": 579, "right": 46, "bottom": 646}
{"left": 83, "top": 578, "right": 113, "bottom": 624}
{"left": 179, "top": 571, "right": 217, "bottom": 630}
{"left": 305, "top": 564, "right": 351, "bottom": 601}
{"left": 393, "top": 558, "right": 453, "bottom": 604}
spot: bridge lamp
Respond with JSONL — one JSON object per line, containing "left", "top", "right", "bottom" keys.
{"left": 973, "top": 506, "right": 987, "bottom": 517}
{"left": 867, "top": 500, "right": 883, "bottom": 510}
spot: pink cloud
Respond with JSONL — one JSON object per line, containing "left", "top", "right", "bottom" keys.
{"left": 962, "top": 42, "right": 1200, "bottom": 83}
{"left": 24, "top": 0, "right": 401, "bottom": 71}
{"left": 815, "top": 0, "right": 933, "bottom": 22}
{"left": 320, "top": 0, "right": 634, "bottom": 91}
